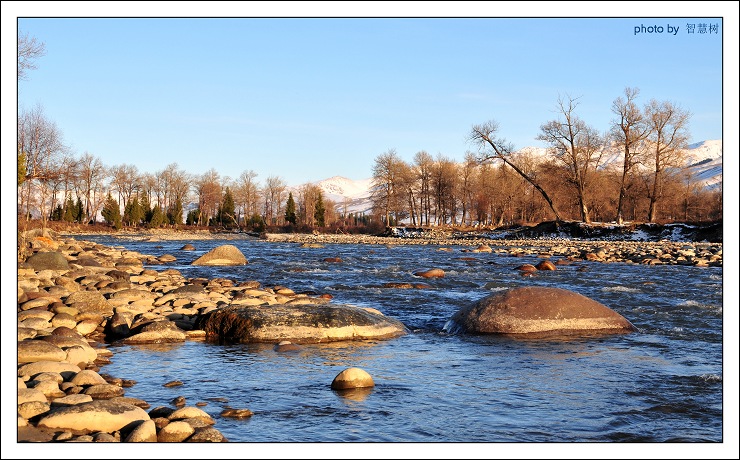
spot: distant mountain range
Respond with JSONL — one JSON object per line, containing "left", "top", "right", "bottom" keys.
{"left": 293, "top": 140, "right": 723, "bottom": 215}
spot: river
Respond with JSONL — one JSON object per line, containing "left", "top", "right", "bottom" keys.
{"left": 79, "top": 235, "right": 724, "bottom": 447}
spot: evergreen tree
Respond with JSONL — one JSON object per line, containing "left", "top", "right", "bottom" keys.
{"left": 63, "top": 195, "right": 76, "bottom": 222}
{"left": 140, "top": 194, "right": 153, "bottom": 224}
{"left": 149, "top": 204, "right": 165, "bottom": 228}
{"left": 124, "top": 195, "right": 143, "bottom": 227}
{"left": 75, "top": 197, "right": 85, "bottom": 223}
{"left": 51, "top": 204, "right": 63, "bottom": 221}
{"left": 186, "top": 208, "right": 200, "bottom": 226}
{"left": 285, "top": 192, "right": 297, "bottom": 225}
{"left": 168, "top": 197, "right": 184, "bottom": 225}
{"left": 314, "top": 191, "right": 326, "bottom": 227}
{"left": 219, "top": 187, "right": 236, "bottom": 226}
{"left": 101, "top": 192, "right": 123, "bottom": 230}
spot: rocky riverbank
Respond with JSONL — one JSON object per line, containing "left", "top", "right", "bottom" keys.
{"left": 15, "top": 227, "right": 722, "bottom": 443}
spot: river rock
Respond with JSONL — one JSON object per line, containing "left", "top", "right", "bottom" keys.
{"left": 331, "top": 367, "right": 375, "bottom": 390}
{"left": 413, "top": 268, "right": 445, "bottom": 278}
{"left": 64, "top": 291, "right": 114, "bottom": 315}
{"left": 36, "top": 400, "right": 150, "bottom": 435}
{"left": 157, "top": 420, "right": 194, "bottom": 442}
{"left": 191, "top": 245, "right": 248, "bottom": 266}
{"left": 17, "top": 340, "right": 67, "bottom": 363}
{"left": 122, "top": 319, "right": 187, "bottom": 344}
{"left": 25, "top": 251, "right": 70, "bottom": 271}
{"left": 446, "top": 286, "right": 637, "bottom": 335}
{"left": 197, "top": 304, "right": 408, "bottom": 344}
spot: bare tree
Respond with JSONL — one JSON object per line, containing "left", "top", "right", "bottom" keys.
{"left": 234, "top": 170, "right": 260, "bottom": 225}
{"left": 109, "top": 164, "right": 141, "bottom": 209}
{"left": 195, "top": 169, "right": 222, "bottom": 225}
{"left": 263, "top": 175, "right": 287, "bottom": 225}
{"left": 18, "top": 31, "right": 46, "bottom": 81}
{"left": 644, "top": 100, "right": 691, "bottom": 222}
{"left": 17, "top": 105, "right": 67, "bottom": 228}
{"left": 431, "top": 154, "right": 458, "bottom": 225}
{"left": 413, "top": 151, "right": 434, "bottom": 226}
{"left": 470, "top": 121, "right": 562, "bottom": 222}
{"left": 76, "top": 152, "right": 109, "bottom": 224}
{"left": 371, "top": 149, "right": 407, "bottom": 225}
{"left": 610, "top": 87, "right": 651, "bottom": 224}
{"left": 537, "top": 95, "right": 604, "bottom": 223}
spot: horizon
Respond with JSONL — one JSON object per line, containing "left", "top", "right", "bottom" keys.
{"left": 5, "top": 5, "right": 733, "bottom": 189}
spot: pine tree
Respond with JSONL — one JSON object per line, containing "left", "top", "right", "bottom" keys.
{"left": 186, "top": 208, "right": 200, "bottom": 226}
{"left": 314, "top": 191, "right": 326, "bottom": 227}
{"left": 285, "top": 192, "right": 297, "bottom": 225}
{"left": 63, "top": 195, "right": 76, "bottom": 222}
{"left": 75, "top": 197, "right": 85, "bottom": 223}
{"left": 140, "top": 194, "right": 153, "bottom": 224}
{"left": 101, "top": 192, "right": 122, "bottom": 230}
{"left": 168, "top": 197, "right": 184, "bottom": 226}
{"left": 124, "top": 195, "right": 143, "bottom": 227}
{"left": 220, "top": 187, "right": 235, "bottom": 227}
{"left": 149, "top": 204, "right": 165, "bottom": 228}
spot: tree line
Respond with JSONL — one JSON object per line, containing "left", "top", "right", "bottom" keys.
{"left": 371, "top": 90, "right": 721, "bottom": 227}
{"left": 18, "top": 33, "right": 720, "bottom": 233}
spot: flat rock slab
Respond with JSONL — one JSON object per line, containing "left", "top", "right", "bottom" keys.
{"left": 198, "top": 304, "right": 408, "bottom": 344}
{"left": 446, "top": 286, "right": 637, "bottom": 335}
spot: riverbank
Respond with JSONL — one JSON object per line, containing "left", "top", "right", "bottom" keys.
{"left": 59, "top": 228, "right": 723, "bottom": 268}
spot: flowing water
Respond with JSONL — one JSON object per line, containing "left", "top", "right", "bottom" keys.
{"left": 83, "top": 235, "right": 724, "bottom": 444}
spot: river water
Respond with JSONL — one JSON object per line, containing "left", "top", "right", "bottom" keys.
{"left": 82, "top": 235, "right": 724, "bottom": 446}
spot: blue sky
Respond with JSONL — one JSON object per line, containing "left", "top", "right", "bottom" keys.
{"left": 5, "top": 3, "right": 736, "bottom": 188}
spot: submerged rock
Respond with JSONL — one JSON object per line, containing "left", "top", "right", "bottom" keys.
{"left": 197, "top": 304, "right": 408, "bottom": 344}
{"left": 446, "top": 286, "right": 636, "bottom": 335}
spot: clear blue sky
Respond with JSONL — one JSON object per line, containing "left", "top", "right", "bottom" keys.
{"left": 5, "top": 3, "right": 736, "bottom": 188}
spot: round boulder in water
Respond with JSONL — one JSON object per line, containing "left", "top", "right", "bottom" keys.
{"left": 446, "top": 286, "right": 636, "bottom": 335}
{"left": 191, "top": 245, "right": 247, "bottom": 266}
{"left": 331, "top": 367, "right": 375, "bottom": 390}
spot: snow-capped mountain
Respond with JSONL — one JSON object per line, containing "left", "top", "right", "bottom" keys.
{"left": 292, "top": 140, "right": 722, "bottom": 215}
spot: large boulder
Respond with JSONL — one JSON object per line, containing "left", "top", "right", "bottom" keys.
{"left": 36, "top": 400, "right": 150, "bottom": 435}
{"left": 445, "top": 287, "right": 636, "bottom": 335}
{"left": 191, "top": 245, "right": 248, "bottom": 266}
{"left": 197, "top": 304, "right": 408, "bottom": 344}
{"left": 25, "top": 251, "right": 69, "bottom": 271}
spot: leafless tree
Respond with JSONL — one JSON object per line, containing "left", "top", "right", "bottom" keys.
{"left": 234, "top": 170, "right": 260, "bottom": 225}
{"left": 431, "top": 154, "right": 458, "bottom": 225}
{"left": 17, "top": 105, "right": 67, "bottom": 228}
{"left": 371, "top": 149, "right": 407, "bottom": 225}
{"left": 109, "top": 164, "right": 141, "bottom": 209}
{"left": 643, "top": 99, "right": 691, "bottom": 222}
{"left": 537, "top": 95, "right": 604, "bottom": 223}
{"left": 18, "top": 31, "right": 46, "bottom": 81}
{"left": 413, "top": 151, "right": 434, "bottom": 226}
{"left": 195, "top": 169, "right": 222, "bottom": 225}
{"left": 76, "top": 152, "right": 109, "bottom": 223}
{"left": 470, "top": 121, "right": 562, "bottom": 222}
{"left": 263, "top": 175, "right": 287, "bottom": 225}
{"left": 610, "top": 87, "right": 651, "bottom": 224}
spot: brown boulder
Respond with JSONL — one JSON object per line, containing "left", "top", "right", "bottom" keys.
{"left": 197, "top": 304, "right": 407, "bottom": 344}
{"left": 191, "top": 245, "right": 248, "bottom": 266}
{"left": 446, "top": 287, "right": 636, "bottom": 335}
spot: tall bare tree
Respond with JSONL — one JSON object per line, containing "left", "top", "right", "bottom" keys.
{"left": 610, "top": 87, "right": 651, "bottom": 224}
{"left": 76, "top": 152, "right": 109, "bottom": 224}
{"left": 18, "top": 31, "right": 46, "bottom": 81}
{"left": 195, "top": 169, "right": 222, "bottom": 225}
{"left": 263, "top": 175, "right": 287, "bottom": 225}
{"left": 643, "top": 100, "right": 691, "bottom": 222}
{"left": 537, "top": 95, "right": 604, "bottom": 223}
{"left": 413, "top": 151, "right": 434, "bottom": 226}
{"left": 371, "top": 149, "right": 406, "bottom": 225}
{"left": 17, "top": 105, "right": 67, "bottom": 228}
{"left": 470, "top": 121, "right": 562, "bottom": 222}
{"left": 234, "top": 170, "right": 260, "bottom": 225}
